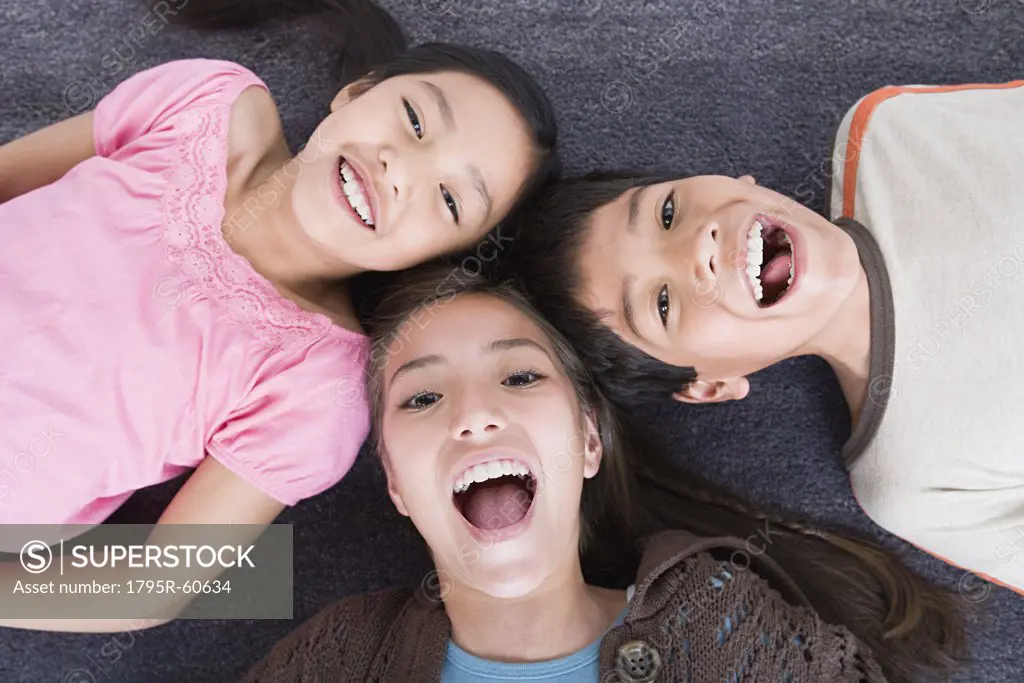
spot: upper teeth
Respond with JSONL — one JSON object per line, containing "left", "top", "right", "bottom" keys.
{"left": 745, "top": 220, "right": 794, "bottom": 304}
{"left": 453, "top": 459, "right": 531, "bottom": 494}
{"left": 340, "top": 161, "right": 374, "bottom": 226}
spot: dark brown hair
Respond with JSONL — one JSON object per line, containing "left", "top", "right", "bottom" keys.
{"left": 500, "top": 172, "right": 696, "bottom": 406}
{"left": 366, "top": 261, "right": 968, "bottom": 683}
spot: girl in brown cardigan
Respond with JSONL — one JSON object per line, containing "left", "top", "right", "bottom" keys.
{"left": 242, "top": 263, "right": 967, "bottom": 683}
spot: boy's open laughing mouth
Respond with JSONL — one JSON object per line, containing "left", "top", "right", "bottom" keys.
{"left": 744, "top": 214, "right": 797, "bottom": 308}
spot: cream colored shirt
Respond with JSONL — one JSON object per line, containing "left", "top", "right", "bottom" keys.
{"left": 828, "top": 81, "right": 1024, "bottom": 591}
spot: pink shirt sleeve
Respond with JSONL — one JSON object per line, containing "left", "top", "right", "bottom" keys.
{"left": 207, "top": 337, "right": 372, "bottom": 506}
{"left": 92, "top": 58, "right": 265, "bottom": 158}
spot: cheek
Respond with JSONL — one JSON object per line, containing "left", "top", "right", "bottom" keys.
{"left": 382, "top": 418, "right": 442, "bottom": 486}
{"left": 523, "top": 398, "right": 587, "bottom": 478}
{"left": 326, "top": 97, "right": 387, "bottom": 142}
{"left": 384, "top": 216, "right": 485, "bottom": 269}
{"left": 681, "top": 308, "right": 754, "bottom": 359}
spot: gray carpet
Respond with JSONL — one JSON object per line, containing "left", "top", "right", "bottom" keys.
{"left": 2, "top": 0, "right": 1022, "bottom": 680}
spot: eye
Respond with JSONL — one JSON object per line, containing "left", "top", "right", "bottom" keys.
{"left": 403, "top": 98, "right": 423, "bottom": 139}
{"left": 400, "top": 390, "right": 440, "bottom": 411}
{"left": 441, "top": 186, "right": 460, "bottom": 224}
{"left": 661, "top": 192, "right": 676, "bottom": 230}
{"left": 657, "top": 285, "right": 670, "bottom": 328}
{"left": 503, "top": 369, "right": 545, "bottom": 388}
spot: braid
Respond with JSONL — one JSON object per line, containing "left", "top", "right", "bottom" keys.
{"left": 653, "top": 468, "right": 828, "bottom": 541}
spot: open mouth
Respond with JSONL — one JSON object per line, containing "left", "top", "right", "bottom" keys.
{"left": 745, "top": 215, "right": 795, "bottom": 308}
{"left": 452, "top": 459, "right": 537, "bottom": 531}
{"left": 338, "top": 157, "right": 376, "bottom": 229}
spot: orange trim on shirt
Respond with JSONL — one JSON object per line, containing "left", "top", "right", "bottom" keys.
{"left": 912, "top": 543, "right": 1024, "bottom": 598}
{"left": 847, "top": 487, "right": 1024, "bottom": 598}
{"left": 840, "top": 80, "right": 1024, "bottom": 219}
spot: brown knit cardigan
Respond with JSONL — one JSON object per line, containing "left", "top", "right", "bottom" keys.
{"left": 241, "top": 530, "right": 887, "bottom": 682}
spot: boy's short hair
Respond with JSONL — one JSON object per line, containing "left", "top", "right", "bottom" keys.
{"left": 505, "top": 173, "right": 697, "bottom": 407}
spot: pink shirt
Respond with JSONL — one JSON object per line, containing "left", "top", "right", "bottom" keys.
{"left": 0, "top": 59, "right": 371, "bottom": 524}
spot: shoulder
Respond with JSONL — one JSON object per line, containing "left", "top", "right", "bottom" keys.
{"left": 634, "top": 530, "right": 811, "bottom": 607}
{"left": 308, "top": 586, "right": 421, "bottom": 632}
{"left": 624, "top": 532, "right": 886, "bottom": 681}
{"left": 226, "top": 83, "right": 285, "bottom": 183}
{"left": 241, "top": 587, "right": 426, "bottom": 682}
{"left": 828, "top": 80, "right": 1024, "bottom": 221}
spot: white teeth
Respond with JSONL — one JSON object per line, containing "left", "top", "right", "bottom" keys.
{"left": 745, "top": 218, "right": 796, "bottom": 305}
{"left": 339, "top": 160, "right": 375, "bottom": 226}
{"left": 746, "top": 221, "right": 765, "bottom": 303}
{"left": 452, "top": 459, "right": 532, "bottom": 494}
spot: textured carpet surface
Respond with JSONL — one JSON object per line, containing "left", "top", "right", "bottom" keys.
{"left": 1, "top": 0, "right": 1022, "bottom": 681}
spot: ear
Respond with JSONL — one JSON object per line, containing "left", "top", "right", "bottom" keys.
{"left": 380, "top": 456, "right": 410, "bottom": 517}
{"left": 738, "top": 174, "right": 757, "bottom": 186}
{"left": 330, "top": 78, "right": 373, "bottom": 112}
{"left": 581, "top": 409, "right": 604, "bottom": 479}
{"left": 672, "top": 377, "right": 750, "bottom": 404}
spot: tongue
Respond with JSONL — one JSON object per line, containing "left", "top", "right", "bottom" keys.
{"left": 760, "top": 252, "right": 791, "bottom": 287}
{"left": 759, "top": 252, "right": 792, "bottom": 304}
{"left": 462, "top": 478, "right": 531, "bottom": 530}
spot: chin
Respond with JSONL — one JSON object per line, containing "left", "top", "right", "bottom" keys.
{"left": 466, "top": 562, "right": 548, "bottom": 600}
{"left": 449, "top": 537, "right": 554, "bottom": 600}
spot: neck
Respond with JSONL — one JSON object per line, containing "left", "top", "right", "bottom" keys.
{"left": 223, "top": 152, "right": 362, "bottom": 300}
{"left": 802, "top": 268, "right": 873, "bottom": 426}
{"left": 442, "top": 561, "right": 625, "bottom": 663}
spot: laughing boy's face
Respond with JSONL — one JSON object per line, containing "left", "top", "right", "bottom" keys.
{"left": 576, "top": 175, "right": 863, "bottom": 402}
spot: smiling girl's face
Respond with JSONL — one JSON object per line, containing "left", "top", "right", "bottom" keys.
{"left": 287, "top": 71, "right": 535, "bottom": 272}
{"left": 378, "top": 293, "right": 602, "bottom": 599}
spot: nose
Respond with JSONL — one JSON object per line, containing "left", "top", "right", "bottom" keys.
{"left": 380, "top": 145, "right": 433, "bottom": 203}
{"left": 678, "top": 220, "right": 719, "bottom": 280}
{"left": 452, "top": 395, "right": 507, "bottom": 441}
{"left": 378, "top": 146, "right": 406, "bottom": 200}
{"left": 673, "top": 220, "right": 720, "bottom": 308}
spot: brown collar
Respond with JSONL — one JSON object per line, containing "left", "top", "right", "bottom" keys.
{"left": 410, "top": 530, "right": 810, "bottom": 619}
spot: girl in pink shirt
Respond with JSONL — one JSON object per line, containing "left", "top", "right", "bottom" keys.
{"left": 0, "top": 0, "right": 556, "bottom": 631}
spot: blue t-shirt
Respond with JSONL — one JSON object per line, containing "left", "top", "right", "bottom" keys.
{"left": 440, "top": 590, "right": 631, "bottom": 683}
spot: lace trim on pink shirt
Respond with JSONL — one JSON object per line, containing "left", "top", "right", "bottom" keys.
{"left": 160, "top": 99, "right": 362, "bottom": 353}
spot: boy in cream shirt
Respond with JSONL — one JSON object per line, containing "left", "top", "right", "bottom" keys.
{"left": 530, "top": 80, "right": 1024, "bottom": 592}
{"left": 827, "top": 82, "right": 1024, "bottom": 589}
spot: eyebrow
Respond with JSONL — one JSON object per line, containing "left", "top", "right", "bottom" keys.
{"left": 388, "top": 337, "right": 551, "bottom": 390}
{"left": 471, "top": 166, "right": 493, "bottom": 218}
{"left": 626, "top": 186, "right": 646, "bottom": 234}
{"left": 421, "top": 80, "right": 455, "bottom": 130}
{"left": 620, "top": 275, "right": 646, "bottom": 344}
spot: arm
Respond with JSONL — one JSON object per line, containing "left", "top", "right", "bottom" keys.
{"left": 0, "top": 456, "right": 285, "bottom": 633}
{"left": 0, "top": 112, "right": 96, "bottom": 204}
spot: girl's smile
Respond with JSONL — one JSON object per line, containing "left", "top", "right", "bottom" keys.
{"left": 332, "top": 155, "right": 379, "bottom": 230}
{"left": 450, "top": 449, "right": 540, "bottom": 544}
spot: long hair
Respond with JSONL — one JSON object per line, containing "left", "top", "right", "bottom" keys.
{"left": 365, "top": 262, "right": 967, "bottom": 683}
